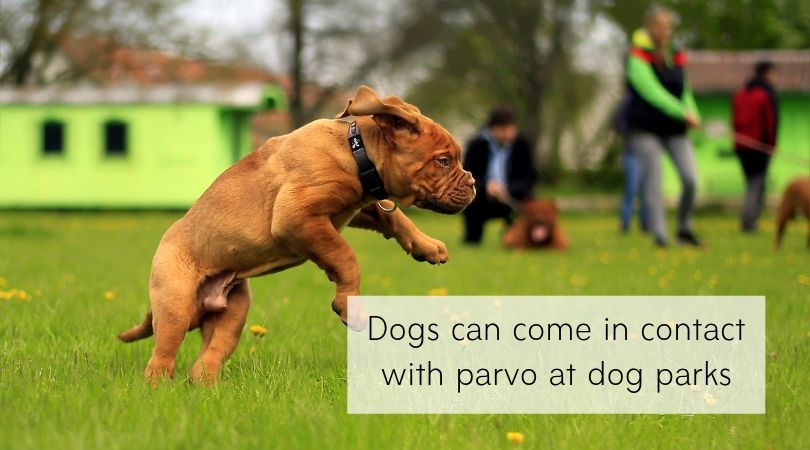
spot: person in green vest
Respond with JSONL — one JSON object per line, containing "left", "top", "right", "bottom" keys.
{"left": 625, "top": 4, "right": 703, "bottom": 248}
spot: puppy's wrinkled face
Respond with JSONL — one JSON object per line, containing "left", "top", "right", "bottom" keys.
{"left": 374, "top": 114, "right": 476, "bottom": 214}
{"left": 521, "top": 200, "right": 557, "bottom": 243}
{"left": 336, "top": 85, "right": 475, "bottom": 213}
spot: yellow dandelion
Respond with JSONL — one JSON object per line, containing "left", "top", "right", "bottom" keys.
{"left": 569, "top": 274, "right": 587, "bottom": 286}
{"left": 506, "top": 432, "right": 525, "bottom": 444}
{"left": 671, "top": 257, "right": 682, "bottom": 268}
{"left": 428, "top": 287, "right": 448, "bottom": 296}
{"left": 798, "top": 275, "right": 810, "bottom": 286}
{"left": 16, "top": 290, "right": 30, "bottom": 301}
{"left": 729, "top": 426, "right": 737, "bottom": 436}
{"left": 380, "top": 276, "right": 392, "bottom": 288}
{"left": 250, "top": 324, "right": 267, "bottom": 337}
{"left": 250, "top": 345, "right": 257, "bottom": 355}
{"left": 103, "top": 290, "right": 116, "bottom": 300}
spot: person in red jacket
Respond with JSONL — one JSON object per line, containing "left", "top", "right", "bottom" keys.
{"left": 732, "top": 61, "right": 778, "bottom": 233}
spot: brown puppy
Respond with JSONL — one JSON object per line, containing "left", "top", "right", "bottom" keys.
{"left": 775, "top": 177, "right": 810, "bottom": 249}
{"left": 118, "top": 86, "right": 476, "bottom": 383}
{"left": 502, "top": 199, "right": 568, "bottom": 251}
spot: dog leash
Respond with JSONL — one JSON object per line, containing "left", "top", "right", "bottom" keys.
{"left": 348, "top": 121, "right": 397, "bottom": 213}
{"left": 732, "top": 132, "right": 809, "bottom": 166}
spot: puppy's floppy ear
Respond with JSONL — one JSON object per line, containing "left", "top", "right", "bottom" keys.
{"left": 335, "top": 85, "right": 422, "bottom": 134}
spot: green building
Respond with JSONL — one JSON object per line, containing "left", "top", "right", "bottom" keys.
{"left": 0, "top": 83, "right": 286, "bottom": 208}
{"left": 663, "top": 50, "right": 810, "bottom": 199}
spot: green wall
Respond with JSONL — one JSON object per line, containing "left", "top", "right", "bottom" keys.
{"left": 0, "top": 104, "right": 255, "bottom": 208}
{"left": 663, "top": 94, "right": 810, "bottom": 198}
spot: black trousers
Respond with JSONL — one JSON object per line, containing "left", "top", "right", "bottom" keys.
{"left": 736, "top": 150, "right": 771, "bottom": 231}
{"left": 463, "top": 198, "right": 515, "bottom": 243}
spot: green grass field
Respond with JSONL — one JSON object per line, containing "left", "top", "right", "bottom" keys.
{"left": 1, "top": 210, "right": 808, "bottom": 449}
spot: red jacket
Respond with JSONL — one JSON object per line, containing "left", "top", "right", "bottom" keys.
{"left": 732, "top": 79, "right": 778, "bottom": 152}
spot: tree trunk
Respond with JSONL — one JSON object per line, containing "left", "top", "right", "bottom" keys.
{"left": 289, "top": 0, "right": 306, "bottom": 128}
{"left": 539, "top": 0, "right": 573, "bottom": 181}
{"left": 511, "top": 0, "right": 544, "bottom": 178}
{"left": 1, "top": 0, "right": 51, "bottom": 86}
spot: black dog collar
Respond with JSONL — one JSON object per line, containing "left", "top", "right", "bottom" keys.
{"left": 348, "top": 121, "right": 388, "bottom": 200}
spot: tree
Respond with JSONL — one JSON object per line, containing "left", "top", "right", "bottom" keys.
{"left": 278, "top": 0, "right": 398, "bottom": 127}
{"left": 361, "top": 0, "right": 603, "bottom": 179}
{"left": 288, "top": 0, "right": 306, "bottom": 128}
{"left": 0, "top": 0, "right": 196, "bottom": 86}
{"left": 603, "top": 0, "right": 810, "bottom": 49}
{"left": 234, "top": 0, "right": 604, "bottom": 160}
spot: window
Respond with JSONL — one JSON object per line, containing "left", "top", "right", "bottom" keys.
{"left": 104, "top": 120, "right": 128, "bottom": 156}
{"left": 42, "top": 120, "right": 65, "bottom": 155}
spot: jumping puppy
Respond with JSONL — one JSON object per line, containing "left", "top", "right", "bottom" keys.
{"left": 119, "top": 86, "right": 476, "bottom": 383}
{"left": 775, "top": 177, "right": 810, "bottom": 249}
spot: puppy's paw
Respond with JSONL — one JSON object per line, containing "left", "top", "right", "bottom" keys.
{"left": 333, "top": 294, "right": 368, "bottom": 331}
{"left": 144, "top": 358, "right": 176, "bottom": 388}
{"left": 408, "top": 232, "right": 449, "bottom": 265}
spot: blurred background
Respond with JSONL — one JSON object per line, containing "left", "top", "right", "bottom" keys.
{"left": 0, "top": 0, "right": 808, "bottom": 209}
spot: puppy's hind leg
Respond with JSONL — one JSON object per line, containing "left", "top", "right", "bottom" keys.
{"left": 190, "top": 280, "right": 251, "bottom": 384}
{"left": 144, "top": 261, "right": 203, "bottom": 384}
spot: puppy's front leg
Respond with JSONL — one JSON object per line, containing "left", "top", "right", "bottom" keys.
{"left": 274, "top": 212, "right": 360, "bottom": 324}
{"left": 349, "top": 204, "right": 448, "bottom": 264}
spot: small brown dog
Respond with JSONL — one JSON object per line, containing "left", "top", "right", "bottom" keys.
{"left": 502, "top": 199, "right": 568, "bottom": 250}
{"left": 119, "top": 86, "right": 476, "bottom": 383}
{"left": 775, "top": 177, "right": 810, "bottom": 249}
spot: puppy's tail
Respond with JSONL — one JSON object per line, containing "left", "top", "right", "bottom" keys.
{"left": 118, "top": 309, "right": 153, "bottom": 343}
